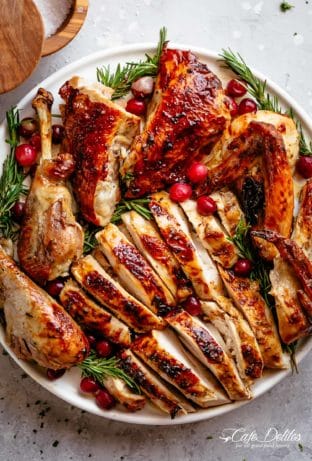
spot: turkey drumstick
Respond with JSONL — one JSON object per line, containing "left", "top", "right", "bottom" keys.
{"left": 18, "top": 88, "right": 84, "bottom": 285}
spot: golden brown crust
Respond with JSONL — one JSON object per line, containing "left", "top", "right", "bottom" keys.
{"left": 59, "top": 78, "right": 139, "bottom": 225}
{"left": 96, "top": 224, "right": 175, "bottom": 315}
{"left": 219, "top": 265, "right": 285, "bottom": 369}
{"left": 166, "top": 310, "right": 250, "bottom": 400}
{"left": 71, "top": 255, "right": 165, "bottom": 332}
{"left": 0, "top": 246, "right": 89, "bottom": 370}
{"left": 60, "top": 279, "right": 131, "bottom": 347}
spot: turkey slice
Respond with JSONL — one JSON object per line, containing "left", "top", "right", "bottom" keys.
{"left": 132, "top": 329, "right": 230, "bottom": 407}
{"left": 71, "top": 255, "right": 165, "bottom": 332}
{"left": 166, "top": 310, "right": 251, "bottom": 400}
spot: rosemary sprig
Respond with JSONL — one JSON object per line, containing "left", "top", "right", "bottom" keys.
{"left": 283, "top": 342, "right": 298, "bottom": 374}
{"left": 97, "top": 27, "right": 167, "bottom": 99}
{"left": 230, "top": 219, "right": 298, "bottom": 370}
{"left": 229, "top": 219, "right": 273, "bottom": 307}
{"left": 0, "top": 107, "right": 28, "bottom": 240}
{"left": 110, "top": 198, "right": 152, "bottom": 224}
{"left": 83, "top": 225, "right": 101, "bottom": 254}
{"left": 220, "top": 49, "right": 312, "bottom": 156}
{"left": 78, "top": 351, "right": 140, "bottom": 393}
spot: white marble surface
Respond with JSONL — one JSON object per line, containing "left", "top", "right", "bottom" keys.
{"left": 1, "top": 1, "right": 312, "bottom": 460}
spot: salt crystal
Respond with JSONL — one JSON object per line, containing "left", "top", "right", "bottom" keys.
{"left": 33, "top": 0, "right": 73, "bottom": 38}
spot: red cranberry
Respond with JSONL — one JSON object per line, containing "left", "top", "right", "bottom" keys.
{"left": 80, "top": 377, "right": 100, "bottom": 394}
{"left": 15, "top": 144, "right": 37, "bottom": 167}
{"left": 183, "top": 296, "right": 202, "bottom": 316}
{"left": 169, "top": 183, "right": 193, "bottom": 203}
{"left": 186, "top": 162, "right": 208, "bottom": 183}
{"left": 131, "top": 76, "right": 154, "bottom": 98}
{"left": 11, "top": 201, "right": 25, "bottom": 223}
{"left": 46, "top": 279, "right": 65, "bottom": 298}
{"left": 52, "top": 125, "right": 65, "bottom": 144}
{"left": 47, "top": 368, "right": 65, "bottom": 380}
{"left": 226, "top": 79, "right": 247, "bottom": 98}
{"left": 196, "top": 196, "right": 217, "bottom": 215}
{"left": 238, "top": 98, "right": 257, "bottom": 115}
{"left": 296, "top": 156, "right": 312, "bottom": 179}
{"left": 95, "top": 340, "right": 113, "bottom": 358}
{"left": 95, "top": 389, "right": 116, "bottom": 410}
{"left": 29, "top": 133, "right": 41, "bottom": 151}
{"left": 233, "top": 258, "right": 253, "bottom": 277}
{"left": 86, "top": 335, "right": 97, "bottom": 349}
{"left": 126, "top": 98, "right": 146, "bottom": 116}
{"left": 19, "top": 117, "right": 38, "bottom": 138}
{"left": 225, "top": 96, "right": 239, "bottom": 117}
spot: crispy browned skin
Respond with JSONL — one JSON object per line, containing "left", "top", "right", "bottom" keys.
{"left": 219, "top": 266, "right": 285, "bottom": 368}
{"left": 131, "top": 329, "right": 229, "bottom": 407}
{"left": 196, "top": 121, "right": 294, "bottom": 260}
{"left": 60, "top": 279, "right": 131, "bottom": 347}
{"left": 269, "top": 257, "right": 310, "bottom": 344}
{"left": 292, "top": 179, "right": 312, "bottom": 260}
{"left": 124, "top": 47, "right": 230, "bottom": 197}
{"left": 96, "top": 225, "right": 175, "bottom": 316}
{"left": 121, "top": 211, "right": 192, "bottom": 302}
{"left": 59, "top": 78, "right": 139, "bottom": 225}
{"left": 252, "top": 230, "right": 312, "bottom": 303}
{"left": 71, "top": 255, "right": 165, "bottom": 332}
{"left": 119, "top": 349, "right": 195, "bottom": 417}
{"left": 18, "top": 89, "right": 83, "bottom": 285}
{"left": 166, "top": 310, "right": 250, "bottom": 400}
{"left": 0, "top": 246, "right": 89, "bottom": 370}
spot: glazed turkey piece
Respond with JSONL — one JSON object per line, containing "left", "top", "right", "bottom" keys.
{"left": 123, "top": 47, "right": 230, "bottom": 197}
{"left": 18, "top": 88, "right": 84, "bottom": 285}
{"left": 59, "top": 76, "right": 140, "bottom": 226}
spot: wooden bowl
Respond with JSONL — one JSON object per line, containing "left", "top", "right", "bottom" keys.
{"left": 42, "top": 0, "right": 88, "bottom": 57}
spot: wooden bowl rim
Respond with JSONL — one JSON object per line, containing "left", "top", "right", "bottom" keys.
{"left": 41, "top": 0, "right": 88, "bottom": 57}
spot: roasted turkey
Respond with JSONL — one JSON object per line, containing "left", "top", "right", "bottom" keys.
{"left": 0, "top": 245, "right": 89, "bottom": 370}
{"left": 59, "top": 76, "right": 140, "bottom": 225}
{"left": 122, "top": 47, "right": 230, "bottom": 197}
{"left": 18, "top": 88, "right": 83, "bottom": 285}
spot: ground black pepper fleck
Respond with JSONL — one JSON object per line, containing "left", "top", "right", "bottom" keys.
{"left": 52, "top": 440, "right": 59, "bottom": 447}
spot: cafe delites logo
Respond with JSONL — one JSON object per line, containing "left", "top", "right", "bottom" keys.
{"left": 219, "top": 427, "right": 301, "bottom": 449}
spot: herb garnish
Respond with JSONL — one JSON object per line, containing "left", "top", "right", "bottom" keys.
{"left": 220, "top": 49, "right": 312, "bottom": 156}
{"left": 0, "top": 107, "right": 28, "bottom": 240}
{"left": 229, "top": 219, "right": 273, "bottom": 307}
{"left": 230, "top": 219, "right": 299, "bottom": 371}
{"left": 96, "top": 27, "right": 167, "bottom": 99}
{"left": 280, "top": 2, "right": 294, "bottom": 12}
{"left": 284, "top": 342, "right": 298, "bottom": 374}
{"left": 111, "top": 198, "right": 152, "bottom": 224}
{"left": 78, "top": 351, "right": 140, "bottom": 393}
{"left": 83, "top": 225, "right": 101, "bottom": 254}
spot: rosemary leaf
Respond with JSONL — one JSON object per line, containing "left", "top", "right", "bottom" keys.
{"left": 78, "top": 351, "right": 140, "bottom": 393}
{"left": 111, "top": 198, "right": 152, "bottom": 224}
{"left": 230, "top": 219, "right": 298, "bottom": 370}
{"left": 229, "top": 218, "right": 273, "bottom": 308}
{"left": 220, "top": 49, "right": 312, "bottom": 156}
{"left": 0, "top": 107, "right": 28, "bottom": 240}
{"left": 83, "top": 225, "right": 101, "bottom": 254}
{"left": 283, "top": 342, "right": 298, "bottom": 374}
{"left": 97, "top": 27, "right": 167, "bottom": 99}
